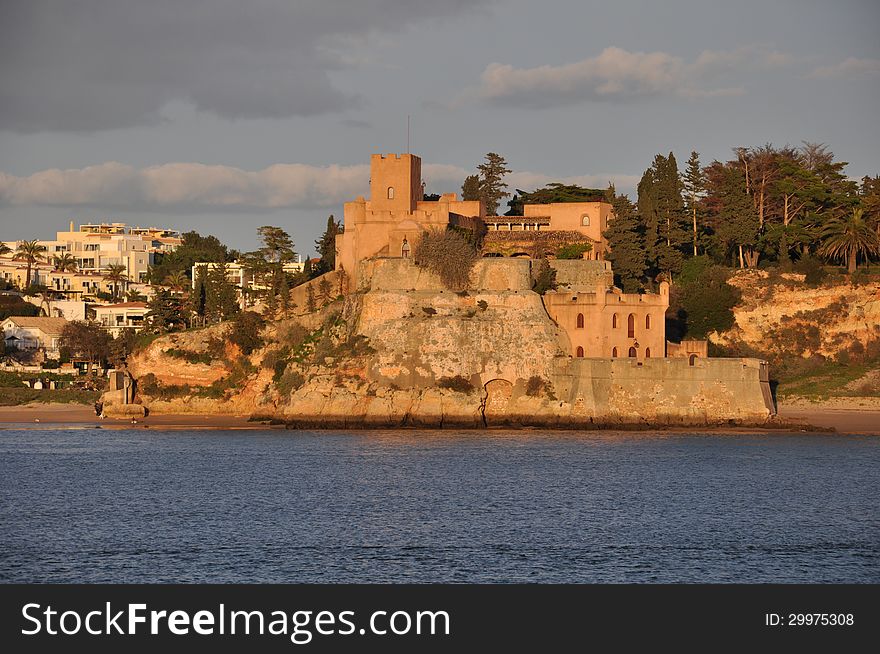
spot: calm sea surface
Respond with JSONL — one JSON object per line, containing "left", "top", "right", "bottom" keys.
{"left": 1, "top": 428, "right": 878, "bottom": 583}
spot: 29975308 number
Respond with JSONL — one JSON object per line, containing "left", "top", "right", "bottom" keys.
{"left": 765, "top": 613, "right": 854, "bottom": 626}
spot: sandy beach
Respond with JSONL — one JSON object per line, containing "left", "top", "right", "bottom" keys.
{"left": 0, "top": 403, "right": 276, "bottom": 430}
{"left": 0, "top": 401, "right": 876, "bottom": 434}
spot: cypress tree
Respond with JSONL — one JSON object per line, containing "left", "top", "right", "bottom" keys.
{"left": 605, "top": 193, "right": 647, "bottom": 293}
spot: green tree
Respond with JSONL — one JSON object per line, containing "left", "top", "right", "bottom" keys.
{"left": 671, "top": 258, "right": 741, "bottom": 338}
{"left": 13, "top": 240, "right": 46, "bottom": 288}
{"left": 0, "top": 242, "right": 11, "bottom": 257}
{"left": 230, "top": 311, "right": 264, "bottom": 355}
{"left": 204, "top": 262, "right": 239, "bottom": 322}
{"left": 257, "top": 225, "right": 296, "bottom": 263}
{"left": 59, "top": 321, "right": 111, "bottom": 373}
{"left": 530, "top": 258, "right": 557, "bottom": 295}
{"left": 818, "top": 208, "right": 880, "bottom": 274}
{"left": 103, "top": 263, "right": 128, "bottom": 301}
{"left": 476, "top": 153, "right": 512, "bottom": 216}
{"left": 190, "top": 264, "right": 208, "bottom": 318}
{"left": 682, "top": 151, "right": 706, "bottom": 256}
{"left": 52, "top": 252, "right": 78, "bottom": 272}
{"left": 461, "top": 174, "right": 481, "bottom": 201}
{"left": 555, "top": 243, "right": 593, "bottom": 259}
{"left": 605, "top": 193, "right": 647, "bottom": 292}
{"left": 314, "top": 215, "right": 342, "bottom": 273}
{"left": 148, "top": 231, "right": 232, "bottom": 283}
{"left": 146, "top": 288, "right": 186, "bottom": 332}
{"left": 705, "top": 162, "right": 760, "bottom": 268}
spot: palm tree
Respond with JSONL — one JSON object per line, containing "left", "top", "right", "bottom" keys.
{"left": 818, "top": 208, "right": 880, "bottom": 274}
{"left": 0, "top": 242, "right": 11, "bottom": 257}
{"left": 52, "top": 252, "right": 78, "bottom": 272}
{"left": 163, "top": 270, "right": 189, "bottom": 295}
{"left": 103, "top": 263, "right": 129, "bottom": 302}
{"left": 13, "top": 240, "right": 47, "bottom": 288}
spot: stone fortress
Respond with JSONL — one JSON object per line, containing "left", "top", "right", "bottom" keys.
{"left": 324, "top": 152, "right": 775, "bottom": 425}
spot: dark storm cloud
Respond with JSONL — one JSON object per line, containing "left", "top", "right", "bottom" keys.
{"left": 0, "top": 0, "right": 488, "bottom": 132}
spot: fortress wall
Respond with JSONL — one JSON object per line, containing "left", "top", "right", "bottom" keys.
{"left": 549, "top": 259, "right": 613, "bottom": 291}
{"left": 365, "top": 258, "right": 532, "bottom": 292}
{"left": 553, "top": 356, "right": 775, "bottom": 423}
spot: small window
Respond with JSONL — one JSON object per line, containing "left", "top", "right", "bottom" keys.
{"left": 581, "top": 215, "right": 590, "bottom": 226}
{"left": 645, "top": 348, "right": 651, "bottom": 358}
{"left": 387, "top": 187, "right": 394, "bottom": 199}
{"left": 628, "top": 347, "right": 637, "bottom": 358}
{"left": 646, "top": 314, "right": 651, "bottom": 330}
{"left": 576, "top": 346, "right": 584, "bottom": 358}
{"left": 612, "top": 347, "right": 618, "bottom": 358}
{"left": 627, "top": 313, "right": 635, "bottom": 338}
{"left": 612, "top": 313, "right": 618, "bottom": 329}
{"left": 576, "top": 313, "right": 584, "bottom": 329}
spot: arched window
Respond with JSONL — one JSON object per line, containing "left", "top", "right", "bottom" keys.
{"left": 646, "top": 314, "right": 651, "bottom": 330}
{"left": 612, "top": 347, "right": 618, "bottom": 358}
{"left": 645, "top": 348, "right": 651, "bottom": 358}
{"left": 628, "top": 347, "right": 637, "bottom": 358}
{"left": 612, "top": 313, "right": 618, "bottom": 329}
{"left": 387, "top": 186, "right": 395, "bottom": 199}
{"left": 627, "top": 313, "right": 635, "bottom": 338}
{"left": 581, "top": 215, "right": 590, "bottom": 226}
{"left": 576, "top": 346, "right": 584, "bottom": 358}
{"left": 689, "top": 354, "right": 698, "bottom": 366}
{"left": 576, "top": 313, "right": 584, "bottom": 329}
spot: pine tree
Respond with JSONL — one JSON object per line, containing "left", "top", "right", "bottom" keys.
{"left": 306, "top": 284, "right": 317, "bottom": 313}
{"left": 605, "top": 193, "right": 647, "bottom": 292}
{"left": 654, "top": 152, "right": 688, "bottom": 279}
{"left": 476, "top": 153, "right": 512, "bottom": 216}
{"left": 637, "top": 168, "right": 660, "bottom": 278}
{"left": 191, "top": 264, "right": 208, "bottom": 318}
{"left": 682, "top": 151, "right": 706, "bottom": 256}
{"left": 461, "top": 175, "right": 481, "bottom": 201}
{"left": 314, "top": 215, "right": 341, "bottom": 273}
{"left": 714, "top": 165, "right": 760, "bottom": 268}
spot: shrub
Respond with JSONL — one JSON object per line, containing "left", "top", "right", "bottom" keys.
{"left": 672, "top": 264, "right": 740, "bottom": 338}
{"left": 422, "top": 307, "right": 437, "bottom": 316}
{"left": 276, "top": 370, "right": 305, "bottom": 397}
{"left": 555, "top": 242, "right": 592, "bottom": 260}
{"left": 437, "top": 375, "right": 474, "bottom": 393}
{"left": 525, "top": 375, "right": 555, "bottom": 399}
{"left": 413, "top": 228, "right": 478, "bottom": 291}
{"left": 793, "top": 256, "right": 828, "bottom": 287}
{"left": 164, "top": 347, "right": 214, "bottom": 365}
{"left": 230, "top": 311, "right": 265, "bottom": 355}
{"left": 477, "top": 300, "right": 488, "bottom": 311}
{"left": 531, "top": 258, "right": 557, "bottom": 295}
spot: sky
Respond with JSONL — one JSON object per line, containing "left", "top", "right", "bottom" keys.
{"left": 1, "top": 0, "right": 878, "bottom": 255}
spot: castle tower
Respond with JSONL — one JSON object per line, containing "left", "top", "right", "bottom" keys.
{"left": 369, "top": 153, "right": 421, "bottom": 213}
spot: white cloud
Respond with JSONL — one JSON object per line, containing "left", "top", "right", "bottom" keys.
{"left": 0, "top": 162, "right": 639, "bottom": 212}
{"left": 808, "top": 57, "right": 880, "bottom": 78}
{"left": 0, "top": 162, "right": 370, "bottom": 211}
{"left": 476, "top": 45, "right": 795, "bottom": 108}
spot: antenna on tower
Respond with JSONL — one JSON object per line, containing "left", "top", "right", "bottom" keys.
{"left": 407, "top": 115, "right": 410, "bottom": 154}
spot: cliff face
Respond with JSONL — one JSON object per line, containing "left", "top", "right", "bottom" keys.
{"left": 715, "top": 270, "right": 880, "bottom": 359}
{"left": 128, "top": 258, "right": 774, "bottom": 426}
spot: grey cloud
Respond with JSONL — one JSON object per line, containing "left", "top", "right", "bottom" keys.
{"left": 477, "top": 45, "right": 795, "bottom": 108}
{"left": 0, "top": 161, "right": 639, "bottom": 212}
{"left": 0, "top": 0, "right": 489, "bottom": 132}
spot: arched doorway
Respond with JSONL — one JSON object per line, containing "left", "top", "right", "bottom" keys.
{"left": 628, "top": 347, "right": 637, "bottom": 358}
{"left": 611, "top": 347, "right": 618, "bottom": 358}
{"left": 689, "top": 354, "right": 698, "bottom": 366}
{"left": 576, "top": 313, "right": 584, "bottom": 329}
{"left": 575, "top": 346, "right": 584, "bottom": 357}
